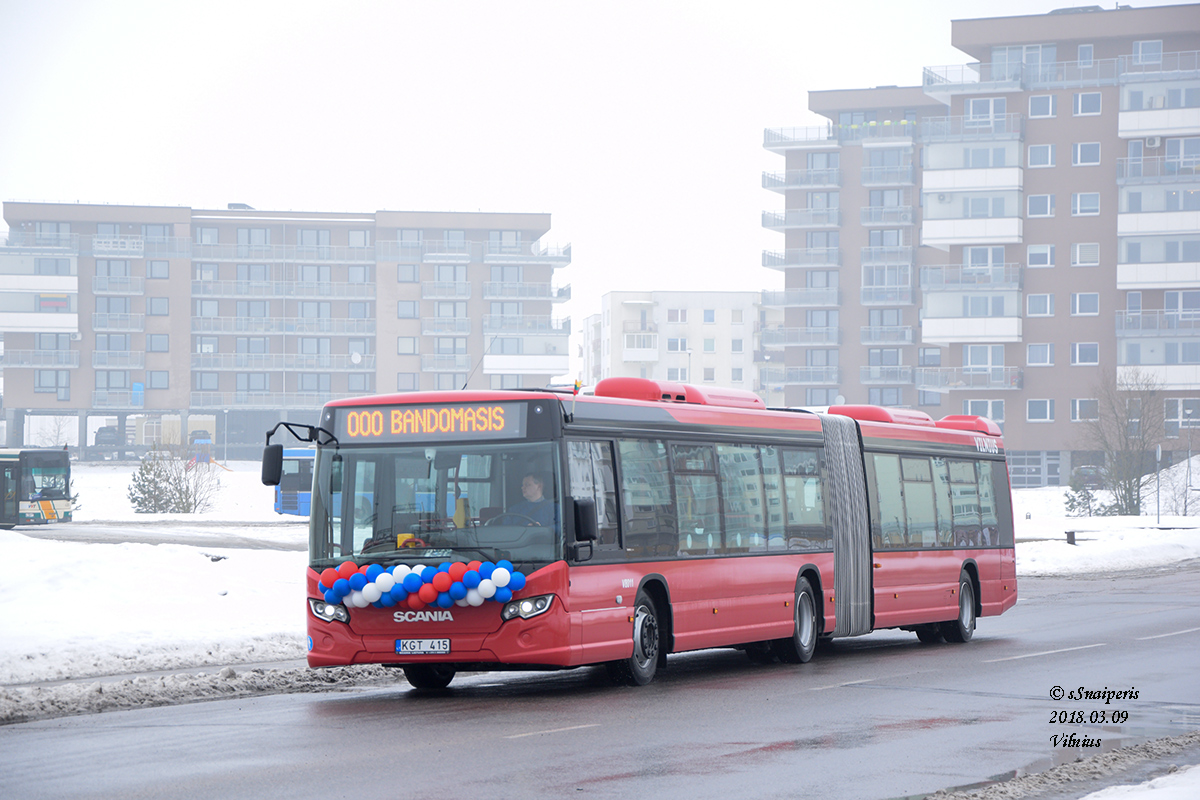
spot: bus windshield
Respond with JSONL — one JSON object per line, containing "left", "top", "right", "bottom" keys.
{"left": 21, "top": 452, "right": 70, "bottom": 499}
{"left": 309, "top": 440, "right": 561, "bottom": 570}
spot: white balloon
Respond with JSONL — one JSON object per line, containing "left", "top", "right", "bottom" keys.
{"left": 361, "top": 584, "right": 382, "bottom": 603}
{"left": 455, "top": 598, "right": 470, "bottom": 607}
{"left": 410, "top": 565, "right": 426, "bottom": 579}
{"left": 490, "top": 567, "right": 511, "bottom": 588}
{"left": 374, "top": 573, "right": 395, "bottom": 592}
{"left": 466, "top": 589, "right": 484, "bottom": 606}
{"left": 477, "top": 579, "right": 496, "bottom": 599}
{"left": 392, "top": 564, "right": 411, "bottom": 577}
{"left": 346, "top": 590, "right": 362, "bottom": 607}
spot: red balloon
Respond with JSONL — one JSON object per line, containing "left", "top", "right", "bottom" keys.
{"left": 358, "top": 563, "right": 372, "bottom": 574}
{"left": 431, "top": 572, "right": 452, "bottom": 593}
{"left": 319, "top": 568, "right": 339, "bottom": 588}
{"left": 407, "top": 594, "right": 426, "bottom": 610}
{"left": 418, "top": 584, "right": 438, "bottom": 603}
{"left": 448, "top": 562, "right": 468, "bottom": 581}
{"left": 337, "top": 562, "right": 358, "bottom": 580}
{"left": 467, "top": 560, "right": 483, "bottom": 572}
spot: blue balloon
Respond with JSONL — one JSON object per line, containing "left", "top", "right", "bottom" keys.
{"left": 349, "top": 573, "right": 368, "bottom": 591}
{"left": 436, "top": 592, "right": 453, "bottom": 608}
{"left": 332, "top": 578, "right": 351, "bottom": 597}
{"left": 371, "top": 601, "right": 384, "bottom": 608}
{"left": 496, "top": 560, "right": 514, "bottom": 573}
{"left": 438, "top": 562, "right": 452, "bottom": 573}
{"left": 317, "top": 581, "right": 328, "bottom": 594}
{"left": 389, "top": 586, "right": 409, "bottom": 602}
{"left": 508, "top": 572, "right": 526, "bottom": 592}
{"left": 402, "top": 573, "right": 423, "bottom": 593}
{"left": 462, "top": 570, "right": 481, "bottom": 588}
{"left": 423, "top": 569, "right": 437, "bottom": 584}
{"left": 494, "top": 587, "right": 513, "bottom": 604}
{"left": 449, "top": 582, "right": 467, "bottom": 600}
{"left": 365, "top": 564, "right": 384, "bottom": 581}
{"left": 323, "top": 589, "right": 339, "bottom": 604}
{"left": 379, "top": 594, "right": 397, "bottom": 607}
{"left": 479, "top": 562, "right": 496, "bottom": 579}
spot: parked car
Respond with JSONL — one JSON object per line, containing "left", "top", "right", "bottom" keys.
{"left": 189, "top": 430, "right": 212, "bottom": 444}
{"left": 1070, "top": 464, "right": 1106, "bottom": 490}
{"left": 94, "top": 426, "right": 122, "bottom": 446}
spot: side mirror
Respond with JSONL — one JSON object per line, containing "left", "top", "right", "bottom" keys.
{"left": 262, "top": 444, "right": 283, "bottom": 486}
{"left": 573, "top": 497, "right": 598, "bottom": 541}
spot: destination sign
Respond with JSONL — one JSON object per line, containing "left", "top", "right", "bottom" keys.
{"left": 336, "top": 402, "right": 527, "bottom": 443}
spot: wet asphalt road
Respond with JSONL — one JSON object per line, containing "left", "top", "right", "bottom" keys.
{"left": 2, "top": 564, "right": 1198, "bottom": 800}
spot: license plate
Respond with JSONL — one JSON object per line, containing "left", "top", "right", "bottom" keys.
{"left": 396, "top": 638, "right": 450, "bottom": 655}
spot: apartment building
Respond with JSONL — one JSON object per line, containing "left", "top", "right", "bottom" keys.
{"left": 582, "top": 291, "right": 782, "bottom": 404}
{"left": 0, "top": 202, "right": 570, "bottom": 451}
{"left": 763, "top": 2, "right": 1200, "bottom": 486}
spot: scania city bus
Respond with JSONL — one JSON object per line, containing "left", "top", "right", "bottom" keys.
{"left": 262, "top": 377, "right": 1016, "bottom": 689}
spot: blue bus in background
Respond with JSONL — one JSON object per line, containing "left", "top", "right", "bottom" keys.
{"left": 274, "top": 448, "right": 315, "bottom": 516}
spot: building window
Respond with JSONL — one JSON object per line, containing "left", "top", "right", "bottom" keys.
{"left": 38, "top": 294, "right": 70, "bottom": 313}
{"left": 195, "top": 227, "right": 218, "bottom": 244}
{"left": 1029, "top": 95, "right": 1057, "bottom": 118}
{"left": 490, "top": 375, "right": 521, "bottom": 390}
{"left": 348, "top": 265, "right": 369, "bottom": 283}
{"left": 918, "top": 390, "right": 942, "bottom": 407}
{"left": 1028, "top": 244, "right": 1056, "bottom": 268}
{"left": 397, "top": 337, "right": 418, "bottom": 355}
{"left": 703, "top": 338, "right": 715, "bottom": 353}
{"left": 34, "top": 257, "right": 71, "bottom": 275}
{"left": 195, "top": 373, "right": 219, "bottom": 391}
{"left": 964, "top": 399, "right": 1004, "bottom": 423}
{"left": 731, "top": 309, "right": 744, "bottom": 324}
{"left": 1071, "top": 293, "right": 1100, "bottom": 315}
{"left": 1133, "top": 40, "right": 1162, "bottom": 65}
{"left": 147, "top": 260, "right": 169, "bottom": 279}
{"left": 1027, "top": 399, "right": 1055, "bottom": 422}
{"left": 1027, "top": 194, "right": 1055, "bottom": 217}
{"left": 437, "top": 373, "right": 466, "bottom": 391}
{"left": 195, "top": 337, "right": 217, "bottom": 354}
{"left": 147, "top": 371, "right": 169, "bottom": 389}
{"left": 35, "top": 370, "right": 70, "bottom": 400}
{"left": 1071, "top": 399, "right": 1099, "bottom": 422}
{"left": 1071, "top": 343, "right": 1099, "bottom": 365}
{"left": 96, "top": 371, "right": 130, "bottom": 390}
{"left": 731, "top": 367, "right": 743, "bottom": 382}
{"left": 918, "top": 348, "right": 941, "bottom": 366}
{"left": 398, "top": 264, "right": 418, "bottom": 282}
{"left": 667, "top": 308, "right": 687, "bottom": 323}
{"left": 348, "top": 302, "right": 369, "bottom": 319}
{"left": 148, "top": 334, "right": 169, "bottom": 352}
{"left": 397, "top": 373, "right": 418, "bottom": 391}
{"left": 1028, "top": 144, "right": 1055, "bottom": 167}
{"left": 1071, "top": 193, "right": 1101, "bottom": 216}
{"left": 1078, "top": 44, "right": 1094, "bottom": 68}
{"left": 667, "top": 337, "right": 688, "bottom": 352}
{"left": 1027, "top": 343, "right": 1055, "bottom": 366}
{"left": 868, "top": 387, "right": 902, "bottom": 406}
{"left": 703, "top": 309, "right": 715, "bottom": 323}
{"left": 348, "top": 230, "right": 371, "bottom": 248}
{"left": 1074, "top": 92, "right": 1102, "bottom": 116}
{"left": 1071, "top": 243, "right": 1100, "bottom": 267}
{"left": 667, "top": 368, "right": 688, "bottom": 381}
{"left": 731, "top": 338, "right": 743, "bottom": 353}
{"left": 397, "top": 300, "right": 417, "bottom": 318}
{"left": 703, "top": 367, "right": 715, "bottom": 382}
{"left": 148, "top": 297, "right": 169, "bottom": 315}
{"left": 1027, "top": 294, "right": 1055, "bottom": 316}
{"left": 1165, "top": 398, "right": 1200, "bottom": 437}
{"left": 807, "top": 388, "right": 836, "bottom": 405}
{"left": 348, "top": 374, "right": 373, "bottom": 393}
{"left": 196, "top": 300, "right": 218, "bottom": 317}
{"left": 1073, "top": 142, "right": 1101, "bottom": 166}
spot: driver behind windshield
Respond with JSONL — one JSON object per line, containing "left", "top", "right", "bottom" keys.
{"left": 501, "top": 473, "right": 556, "bottom": 527}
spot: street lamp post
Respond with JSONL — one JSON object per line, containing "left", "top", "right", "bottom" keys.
{"left": 1186, "top": 408, "right": 1193, "bottom": 516}
{"left": 685, "top": 349, "right": 693, "bottom": 383}
{"left": 223, "top": 409, "right": 228, "bottom": 464}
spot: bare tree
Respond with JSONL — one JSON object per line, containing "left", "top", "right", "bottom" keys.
{"left": 128, "top": 444, "right": 222, "bottom": 513}
{"left": 35, "top": 415, "right": 75, "bottom": 448}
{"left": 1079, "top": 368, "right": 1165, "bottom": 516}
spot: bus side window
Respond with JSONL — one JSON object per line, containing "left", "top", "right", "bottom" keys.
{"left": 948, "top": 460, "right": 981, "bottom": 547}
{"left": 760, "top": 446, "right": 786, "bottom": 551}
{"left": 717, "top": 444, "right": 765, "bottom": 553}
{"left": 932, "top": 458, "right": 954, "bottom": 546}
{"left": 782, "top": 448, "right": 829, "bottom": 551}
{"left": 671, "top": 443, "right": 721, "bottom": 556}
{"left": 977, "top": 460, "right": 999, "bottom": 547}
{"left": 901, "top": 457, "right": 937, "bottom": 548}
{"left": 617, "top": 440, "right": 675, "bottom": 557}
{"left": 871, "top": 453, "right": 905, "bottom": 549}
{"left": 566, "top": 440, "right": 619, "bottom": 547}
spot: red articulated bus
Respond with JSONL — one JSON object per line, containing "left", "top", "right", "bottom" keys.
{"left": 262, "top": 376, "right": 1016, "bottom": 689}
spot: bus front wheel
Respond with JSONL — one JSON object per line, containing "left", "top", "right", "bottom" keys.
{"left": 403, "top": 664, "right": 456, "bottom": 690}
{"left": 772, "top": 577, "right": 817, "bottom": 664}
{"left": 940, "top": 571, "right": 976, "bottom": 643}
{"left": 608, "top": 589, "right": 661, "bottom": 686}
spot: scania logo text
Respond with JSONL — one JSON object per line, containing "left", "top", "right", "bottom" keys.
{"left": 394, "top": 610, "right": 454, "bottom": 623}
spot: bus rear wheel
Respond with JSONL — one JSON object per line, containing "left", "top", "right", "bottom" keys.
{"left": 915, "top": 625, "right": 943, "bottom": 644}
{"left": 608, "top": 589, "right": 661, "bottom": 686}
{"left": 403, "top": 664, "right": 456, "bottom": 690}
{"left": 772, "top": 577, "right": 817, "bottom": 664}
{"left": 940, "top": 571, "right": 976, "bottom": 643}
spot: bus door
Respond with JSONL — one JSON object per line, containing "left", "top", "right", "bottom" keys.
{"left": 817, "top": 414, "right": 872, "bottom": 637}
{"left": 1, "top": 463, "right": 16, "bottom": 525}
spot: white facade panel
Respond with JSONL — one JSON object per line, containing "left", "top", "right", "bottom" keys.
{"left": 0, "top": 313, "right": 79, "bottom": 333}
{"left": 1117, "top": 108, "right": 1200, "bottom": 139}
{"left": 1117, "top": 261, "right": 1200, "bottom": 289}
{"left": 920, "top": 218, "right": 1023, "bottom": 250}
{"left": 920, "top": 317, "right": 1022, "bottom": 344}
{"left": 922, "top": 167, "right": 1023, "bottom": 192}
{"left": 0, "top": 274, "right": 78, "bottom": 293}
{"left": 1119, "top": 364, "right": 1200, "bottom": 391}
{"left": 1117, "top": 211, "right": 1200, "bottom": 236}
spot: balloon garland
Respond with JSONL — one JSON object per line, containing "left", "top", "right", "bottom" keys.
{"left": 316, "top": 560, "right": 528, "bottom": 610}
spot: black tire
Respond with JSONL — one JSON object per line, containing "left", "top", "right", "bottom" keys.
{"left": 915, "top": 624, "right": 943, "bottom": 644}
{"left": 940, "top": 571, "right": 976, "bottom": 643}
{"left": 745, "top": 643, "right": 776, "bottom": 664}
{"left": 608, "top": 589, "right": 661, "bottom": 686}
{"left": 772, "top": 577, "right": 818, "bottom": 664}
{"left": 403, "top": 664, "right": 456, "bottom": 689}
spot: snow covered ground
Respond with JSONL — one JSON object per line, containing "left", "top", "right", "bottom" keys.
{"left": 3, "top": 460, "right": 1200, "bottom": 797}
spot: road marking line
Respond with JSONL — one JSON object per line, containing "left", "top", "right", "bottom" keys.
{"left": 983, "top": 643, "right": 1106, "bottom": 663}
{"left": 504, "top": 724, "right": 600, "bottom": 739}
{"left": 809, "top": 678, "right": 874, "bottom": 691}
{"left": 1136, "top": 626, "right": 1200, "bottom": 641}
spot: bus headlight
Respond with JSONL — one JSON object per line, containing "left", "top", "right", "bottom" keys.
{"left": 309, "top": 598, "right": 350, "bottom": 623}
{"left": 501, "top": 595, "right": 554, "bottom": 621}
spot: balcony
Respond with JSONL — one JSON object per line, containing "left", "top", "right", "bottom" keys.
{"left": 861, "top": 165, "right": 915, "bottom": 186}
{"left": 622, "top": 320, "right": 658, "bottom": 333}
{"left": 861, "top": 206, "right": 914, "bottom": 226}
{"left": 1116, "top": 310, "right": 1200, "bottom": 336}
{"left": 422, "top": 317, "right": 472, "bottom": 336}
{"left": 90, "top": 236, "right": 149, "bottom": 257}
{"left": 375, "top": 241, "right": 426, "bottom": 262}
{"left": 1118, "top": 210, "right": 1200, "bottom": 237}
{"left": 762, "top": 248, "right": 841, "bottom": 270}
{"left": 482, "top": 281, "right": 568, "bottom": 301}
{"left": 759, "top": 326, "right": 841, "bottom": 346}
{"left": 190, "top": 242, "right": 376, "bottom": 262}
{"left": 191, "top": 353, "right": 376, "bottom": 370}
{"left": 915, "top": 367, "right": 1023, "bottom": 392}
{"left": 190, "top": 280, "right": 376, "bottom": 298}
{"left": 923, "top": 167, "right": 1023, "bottom": 193}
{"left": 421, "top": 353, "right": 473, "bottom": 372}
{"left": 919, "top": 264, "right": 1023, "bottom": 291}
{"left": 861, "top": 286, "right": 913, "bottom": 305}
{"left": 421, "top": 281, "right": 471, "bottom": 300}
{"left": 1, "top": 232, "right": 80, "bottom": 254}
{"left": 1117, "top": 261, "right": 1200, "bottom": 290}
{"left": 860, "top": 366, "right": 913, "bottom": 385}
{"left": 763, "top": 126, "right": 839, "bottom": 151}
{"left": 762, "top": 169, "right": 841, "bottom": 191}
{"left": 92, "top": 390, "right": 144, "bottom": 409}
{"left": 920, "top": 317, "right": 1023, "bottom": 344}
{"left": 1119, "top": 106, "right": 1200, "bottom": 139}
{"left": 784, "top": 367, "right": 839, "bottom": 385}
{"left": 483, "top": 242, "right": 572, "bottom": 266}
{"left": 860, "top": 326, "right": 914, "bottom": 344}
{"left": 761, "top": 209, "right": 841, "bottom": 229}
{"left": 92, "top": 276, "right": 145, "bottom": 295}
{"left": 92, "top": 313, "right": 145, "bottom": 332}
{"left": 191, "top": 316, "right": 376, "bottom": 334}
{"left": 921, "top": 217, "right": 1023, "bottom": 250}
{"left": 1, "top": 349, "right": 80, "bottom": 367}
{"left": 837, "top": 119, "right": 918, "bottom": 144}
{"left": 92, "top": 350, "right": 145, "bottom": 368}
{"left": 190, "top": 391, "right": 358, "bottom": 409}
{"left": 760, "top": 289, "right": 840, "bottom": 307}
{"left": 1117, "top": 156, "right": 1200, "bottom": 184}
{"left": 918, "top": 114, "right": 1025, "bottom": 143}
{"left": 861, "top": 246, "right": 913, "bottom": 265}
{"left": 922, "top": 61, "right": 1116, "bottom": 104}
{"left": 482, "top": 315, "right": 570, "bottom": 335}
{"left": 1118, "top": 50, "right": 1200, "bottom": 82}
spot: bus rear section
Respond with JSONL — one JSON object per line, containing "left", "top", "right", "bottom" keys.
{"left": 274, "top": 448, "right": 314, "bottom": 516}
{"left": 277, "top": 381, "right": 1016, "bottom": 689}
{"left": 0, "top": 448, "right": 73, "bottom": 528}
